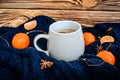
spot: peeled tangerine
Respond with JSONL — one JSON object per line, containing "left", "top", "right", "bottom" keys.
{"left": 97, "top": 50, "right": 115, "bottom": 65}
{"left": 12, "top": 33, "right": 30, "bottom": 49}
{"left": 100, "top": 35, "right": 114, "bottom": 44}
{"left": 83, "top": 32, "right": 96, "bottom": 46}
{"left": 24, "top": 20, "right": 37, "bottom": 30}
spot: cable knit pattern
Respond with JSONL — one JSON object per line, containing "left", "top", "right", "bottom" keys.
{"left": 0, "top": 15, "right": 120, "bottom": 80}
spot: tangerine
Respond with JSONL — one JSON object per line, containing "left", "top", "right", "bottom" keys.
{"left": 100, "top": 35, "right": 114, "bottom": 44}
{"left": 83, "top": 32, "right": 96, "bottom": 46}
{"left": 97, "top": 50, "right": 115, "bottom": 65}
{"left": 12, "top": 33, "right": 30, "bottom": 49}
{"left": 24, "top": 20, "right": 37, "bottom": 30}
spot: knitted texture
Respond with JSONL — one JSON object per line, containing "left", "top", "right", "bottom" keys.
{"left": 0, "top": 15, "right": 120, "bottom": 80}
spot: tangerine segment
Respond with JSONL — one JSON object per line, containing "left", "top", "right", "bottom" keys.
{"left": 97, "top": 50, "right": 115, "bottom": 65}
{"left": 12, "top": 33, "right": 30, "bottom": 49}
{"left": 83, "top": 32, "right": 96, "bottom": 46}
{"left": 100, "top": 35, "right": 114, "bottom": 44}
{"left": 24, "top": 20, "right": 37, "bottom": 30}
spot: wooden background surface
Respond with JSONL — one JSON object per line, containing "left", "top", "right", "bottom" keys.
{"left": 0, "top": 0, "right": 120, "bottom": 27}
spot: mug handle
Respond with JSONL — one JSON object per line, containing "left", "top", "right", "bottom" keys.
{"left": 34, "top": 34, "right": 49, "bottom": 56}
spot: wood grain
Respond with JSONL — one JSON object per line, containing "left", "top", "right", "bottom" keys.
{"left": 0, "top": 0, "right": 120, "bottom": 11}
{"left": 0, "top": 0, "right": 120, "bottom": 27}
{"left": 0, "top": 9, "right": 120, "bottom": 27}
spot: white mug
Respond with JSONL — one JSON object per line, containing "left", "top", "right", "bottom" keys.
{"left": 34, "top": 20, "right": 85, "bottom": 61}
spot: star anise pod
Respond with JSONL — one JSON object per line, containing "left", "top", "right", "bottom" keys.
{"left": 40, "top": 59, "right": 53, "bottom": 69}
{"left": 96, "top": 45, "right": 103, "bottom": 53}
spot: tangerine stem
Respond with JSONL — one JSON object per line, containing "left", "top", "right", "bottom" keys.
{"left": 82, "top": 58, "right": 104, "bottom": 66}
{"left": 0, "top": 36, "right": 10, "bottom": 47}
{"left": 26, "top": 30, "right": 47, "bottom": 35}
{"left": 106, "top": 43, "right": 112, "bottom": 51}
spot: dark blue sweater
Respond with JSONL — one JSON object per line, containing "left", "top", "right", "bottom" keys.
{"left": 0, "top": 15, "right": 120, "bottom": 80}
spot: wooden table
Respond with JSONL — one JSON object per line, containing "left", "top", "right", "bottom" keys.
{"left": 0, "top": 0, "right": 120, "bottom": 27}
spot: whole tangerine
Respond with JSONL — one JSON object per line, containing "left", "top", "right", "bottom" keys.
{"left": 83, "top": 32, "right": 96, "bottom": 46}
{"left": 97, "top": 50, "right": 115, "bottom": 65}
{"left": 12, "top": 33, "right": 30, "bottom": 49}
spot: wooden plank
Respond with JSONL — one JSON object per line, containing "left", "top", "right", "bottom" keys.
{"left": 0, "top": 9, "right": 120, "bottom": 27}
{"left": 0, "top": 0, "right": 120, "bottom": 11}
{"left": 0, "top": 0, "right": 68, "bottom": 3}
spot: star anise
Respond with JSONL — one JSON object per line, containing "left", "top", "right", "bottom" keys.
{"left": 96, "top": 45, "right": 103, "bottom": 53}
{"left": 40, "top": 59, "right": 53, "bottom": 69}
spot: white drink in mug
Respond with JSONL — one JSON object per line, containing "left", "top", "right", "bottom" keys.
{"left": 34, "top": 20, "right": 85, "bottom": 61}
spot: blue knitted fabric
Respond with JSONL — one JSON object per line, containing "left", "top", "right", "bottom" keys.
{"left": 0, "top": 15, "right": 120, "bottom": 80}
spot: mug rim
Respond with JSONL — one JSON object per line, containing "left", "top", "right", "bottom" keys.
{"left": 49, "top": 20, "right": 82, "bottom": 35}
